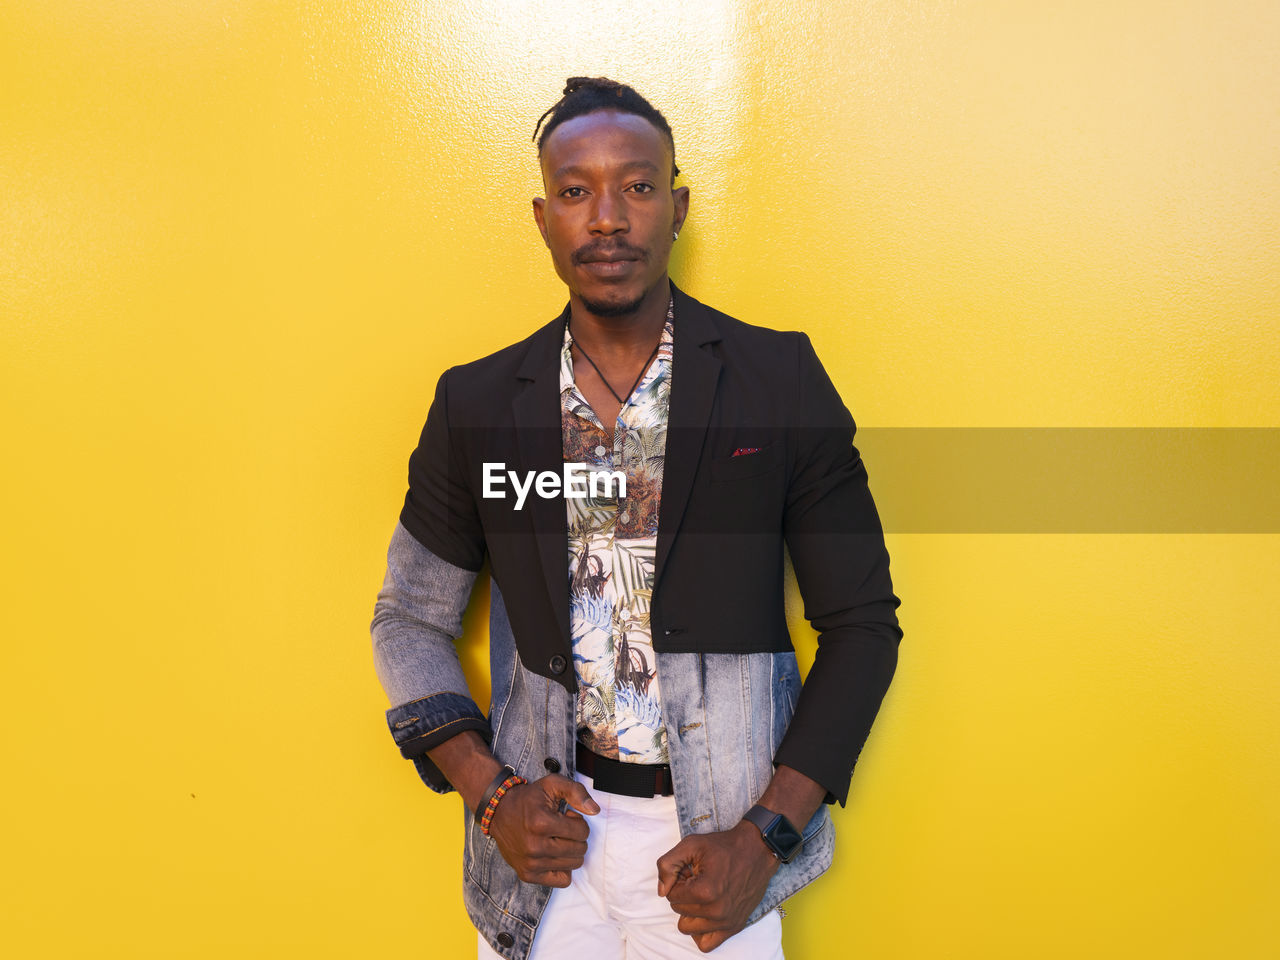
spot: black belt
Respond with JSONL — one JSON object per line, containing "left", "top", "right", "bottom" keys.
{"left": 575, "top": 741, "right": 674, "bottom": 798}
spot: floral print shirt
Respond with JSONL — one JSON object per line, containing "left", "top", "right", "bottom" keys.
{"left": 560, "top": 300, "right": 674, "bottom": 764}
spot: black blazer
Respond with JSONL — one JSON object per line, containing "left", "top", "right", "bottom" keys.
{"left": 400, "top": 281, "right": 901, "bottom": 803}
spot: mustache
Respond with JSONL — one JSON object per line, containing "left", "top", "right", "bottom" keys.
{"left": 571, "top": 240, "right": 647, "bottom": 265}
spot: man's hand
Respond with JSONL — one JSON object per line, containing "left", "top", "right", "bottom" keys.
{"left": 656, "top": 821, "right": 780, "bottom": 953}
{"left": 488, "top": 774, "right": 600, "bottom": 888}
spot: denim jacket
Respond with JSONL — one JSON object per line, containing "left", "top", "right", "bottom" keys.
{"left": 372, "top": 521, "right": 835, "bottom": 960}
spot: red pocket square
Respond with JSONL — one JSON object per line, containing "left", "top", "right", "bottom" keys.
{"left": 731, "top": 447, "right": 762, "bottom": 457}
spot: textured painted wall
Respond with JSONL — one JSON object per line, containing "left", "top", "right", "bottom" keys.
{"left": 2, "top": 1, "right": 1277, "bottom": 957}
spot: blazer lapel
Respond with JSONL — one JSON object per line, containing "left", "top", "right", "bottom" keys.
{"left": 656, "top": 283, "right": 723, "bottom": 583}
{"left": 512, "top": 308, "right": 572, "bottom": 654}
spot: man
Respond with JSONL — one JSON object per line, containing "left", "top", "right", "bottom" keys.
{"left": 371, "top": 77, "right": 902, "bottom": 959}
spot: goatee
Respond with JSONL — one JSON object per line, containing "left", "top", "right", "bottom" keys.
{"left": 579, "top": 293, "right": 646, "bottom": 318}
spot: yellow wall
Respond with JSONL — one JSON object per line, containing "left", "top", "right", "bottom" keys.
{"left": 3, "top": 1, "right": 1277, "bottom": 957}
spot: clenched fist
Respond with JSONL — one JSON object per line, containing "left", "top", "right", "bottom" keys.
{"left": 656, "top": 821, "right": 780, "bottom": 953}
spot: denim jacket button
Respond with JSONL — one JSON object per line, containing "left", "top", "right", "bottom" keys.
{"left": 543, "top": 757, "right": 561, "bottom": 773}
{"left": 496, "top": 932, "right": 515, "bottom": 948}
{"left": 549, "top": 654, "right": 567, "bottom": 675}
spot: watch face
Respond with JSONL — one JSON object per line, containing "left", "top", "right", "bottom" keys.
{"left": 768, "top": 817, "right": 804, "bottom": 863}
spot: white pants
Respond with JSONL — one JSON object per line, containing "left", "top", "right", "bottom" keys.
{"left": 478, "top": 770, "right": 785, "bottom": 959}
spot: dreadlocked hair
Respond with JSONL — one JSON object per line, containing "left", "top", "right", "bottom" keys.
{"left": 533, "top": 77, "right": 680, "bottom": 181}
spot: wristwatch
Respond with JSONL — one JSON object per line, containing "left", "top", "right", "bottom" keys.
{"left": 742, "top": 804, "right": 804, "bottom": 863}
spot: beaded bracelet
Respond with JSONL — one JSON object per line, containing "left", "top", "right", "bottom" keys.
{"left": 475, "top": 766, "right": 515, "bottom": 820}
{"left": 478, "top": 769, "right": 527, "bottom": 837}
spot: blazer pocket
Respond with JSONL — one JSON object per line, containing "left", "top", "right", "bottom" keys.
{"left": 709, "top": 443, "right": 782, "bottom": 482}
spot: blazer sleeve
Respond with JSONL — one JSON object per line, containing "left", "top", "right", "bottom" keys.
{"left": 399, "top": 367, "right": 487, "bottom": 572}
{"left": 774, "top": 332, "right": 903, "bottom": 807}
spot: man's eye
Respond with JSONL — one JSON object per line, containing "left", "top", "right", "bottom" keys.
{"left": 630, "top": 183, "right": 655, "bottom": 194}
{"left": 561, "top": 186, "right": 586, "bottom": 198}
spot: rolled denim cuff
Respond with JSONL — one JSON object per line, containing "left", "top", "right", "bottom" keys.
{"left": 386, "top": 692, "right": 493, "bottom": 794}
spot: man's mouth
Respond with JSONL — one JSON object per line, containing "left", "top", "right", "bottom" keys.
{"left": 573, "top": 244, "right": 645, "bottom": 266}
{"left": 579, "top": 258, "right": 637, "bottom": 277}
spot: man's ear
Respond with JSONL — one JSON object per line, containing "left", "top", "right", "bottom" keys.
{"left": 532, "top": 197, "right": 549, "bottom": 248}
{"left": 672, "top": 185, "right": 690, "bottom": 237}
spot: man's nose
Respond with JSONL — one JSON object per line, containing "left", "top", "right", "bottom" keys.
{"left": 588, "top": 190, "right": 628, "bottom": 234}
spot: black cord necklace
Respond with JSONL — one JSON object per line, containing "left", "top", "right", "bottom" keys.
{"left": 570, "top": 328, "right": 663, "bottom": 406}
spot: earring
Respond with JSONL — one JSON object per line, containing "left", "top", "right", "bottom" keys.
{"left": 672, "top": 231, "right": 679, "bottom": 241}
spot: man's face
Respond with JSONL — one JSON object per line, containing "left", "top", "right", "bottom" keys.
{"left": 533, "top": 109, "right": 689, "bottom": 318}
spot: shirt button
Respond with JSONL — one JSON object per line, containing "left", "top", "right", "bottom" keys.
{"left": 544, "top": 757, "right": 561, "bottom": 773}
{"left": 549, "top": 655, "right": 567, "bottom": 675}
{"left": 496, "top": 932, "right": 515, "bottom": 948}
{"left": 595, "top": 444, "right": 606, "bottom": 457}
{"left": 620, "top": 511, "right": 630, "bottom": 523}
